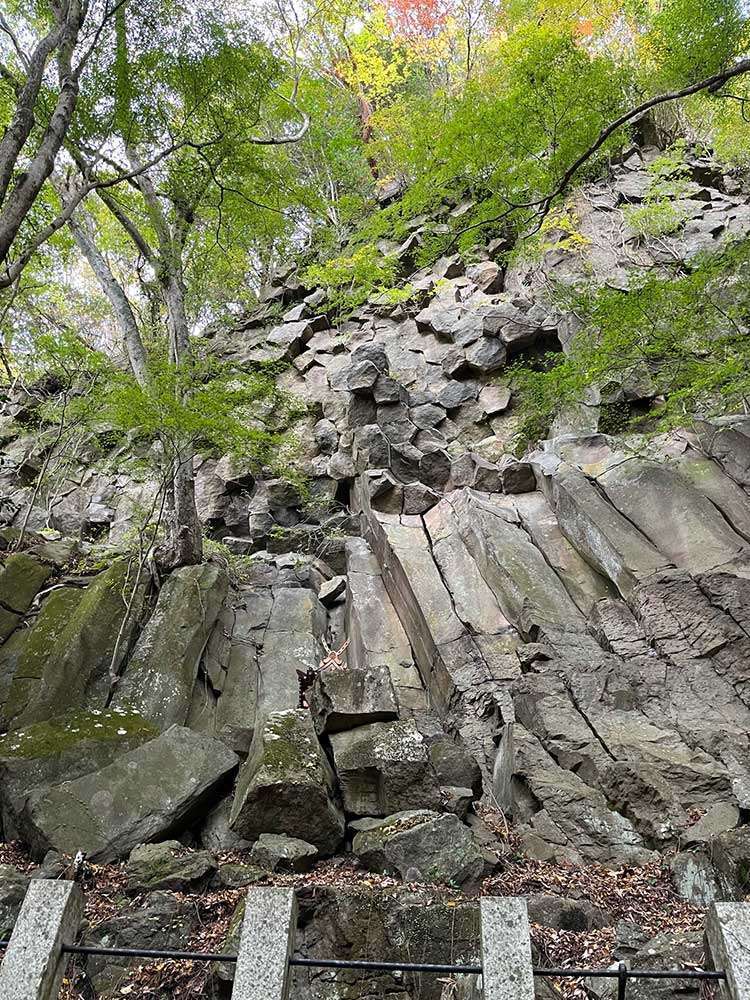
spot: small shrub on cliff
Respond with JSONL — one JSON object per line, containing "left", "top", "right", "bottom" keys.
{"left": 624, "top": 142, "right": 692, "bottom": 237}
{"left": 302, "top": 245, "right": 399, "bottom": 316}
{"left": 511, "top": 235, "right": 750, "bottom": 449}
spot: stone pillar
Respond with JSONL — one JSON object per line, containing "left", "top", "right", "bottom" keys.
{"left": 232, "top": 887, "right": 297, "bottom": 1000}
{"left": 480, "top": 897, "right": 534, "bottom": 1000}
{"left": 706, "top": 902, "right": 750, "bottom": 1000}
{"left": 0, "top": 879, "right": 82, "bottom": 1000}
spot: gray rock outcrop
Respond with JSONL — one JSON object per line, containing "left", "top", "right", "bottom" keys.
{"left": 230, "top": 709, "right": 345, "bottom": 853}
{"left": 20, "top": 726, "right": 238, "bottom": 861}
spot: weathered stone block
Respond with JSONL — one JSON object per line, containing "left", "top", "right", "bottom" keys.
{"left": 0, "top": 707, "right": 157, "bottom": 839}
{"left": 352, "top": 809, "right": 489, "bottom": 885}
{"left": 230, "top": 710, "right": 345, "bottom": 853}
{"left": 249, "top": 834, "right": 318, "bottom": 873}
{"left": 22, "top": 725, "right": 238, "bottom": 861}
{"left": 329, "top": 719, "right": 441, "bottom": 815}
{"left": 125, "top": 841, "right": 216, "bottom": 893}
{"left": 309, "top": 664, "right": 399, "bottom": 734}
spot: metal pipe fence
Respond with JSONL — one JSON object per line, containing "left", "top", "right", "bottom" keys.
{"left": 0, "top": 938, "right": 729, "bottom": 996}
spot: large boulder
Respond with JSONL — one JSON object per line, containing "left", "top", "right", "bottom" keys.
{"left": 229, "top": 709, "right": 345, "bottom": 853}
{"left": 308, "top": 664, "right": 399, "bottom": 734}
{"left": 352, "top": 810, "right": 491, "bottom": 886}
{"left": 20, "top": 725, "right": 238, "bottom": 861}
{"left": 0, "top": 707, "right": 157, "bottom": 839}
{"left": 329, "top": 719, "right": 442, "bottom": 816}
{"left": 114, "top": 563, "right": 228, "bottom": 728}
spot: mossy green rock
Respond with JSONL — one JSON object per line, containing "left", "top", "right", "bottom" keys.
{"left": 0, "top": 552, "right": 51, "bottom": 641}
{"left": 214, "top": 863, "right": 267, "bottom": 889}
{"left": 229, "top": 709, "right": 345, "bottom": 853}
{"left": 0, "top": 552, "right": 51, "bottom": 613}
{"left": 114, "top": 562, "right": 228, "bottom": 729}
{"left": 21, "top": 724, "right": 239, "bottom": 862}
{"left": 11, "top": 558, "right": 148, "bottom": 726}
{"left": 125, "top": 841, "right": 216, "bottom": 893}
{"left": 1, "top": 587, "right": 84, "bottom": 725}
{"left": 0, "top": 706, "right": 157, "bottom": 839}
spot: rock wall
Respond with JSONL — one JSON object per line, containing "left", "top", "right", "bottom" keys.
{"left": 2, "top": 146, "right": 750, "bottom": 997}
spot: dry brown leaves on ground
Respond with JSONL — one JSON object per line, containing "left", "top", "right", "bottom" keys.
{"left": 0, "top": 841, "right": 705, "bottom": 1000}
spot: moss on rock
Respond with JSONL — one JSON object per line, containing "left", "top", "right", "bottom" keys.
{"left": 0, "top": 706, "right": 157, "bottom": 760}
{"left": 2, "top": 587, "right": 84, "bottom": 723}
{"left": 0, "top": 707, "right": 159, "bottom": 840}
{"left": 0, "top": 552, "right": 52, "bottom": 641}
{"left": 14, "top": 558, "right": 148, "bottom": 726}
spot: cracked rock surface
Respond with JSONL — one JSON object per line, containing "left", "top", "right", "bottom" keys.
{"left": 2, "top": 147, "right": 750, "bottom": 998}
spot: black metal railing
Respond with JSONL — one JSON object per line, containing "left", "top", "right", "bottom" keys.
{"left": 0, "top": 939, "right": 729, "bottom": 999}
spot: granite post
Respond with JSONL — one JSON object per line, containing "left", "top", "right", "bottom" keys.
{"left": 480, "top": 896, "right": 534, "bottom": 1000}
{"left": 231, "top": 887, "right": 297, "bottom": 1000}
{"left": 0, "top": 879, "right": 82, "bottom": 1000}
{"left": 706, "top": 902, "right": 750, "bottom": 1000}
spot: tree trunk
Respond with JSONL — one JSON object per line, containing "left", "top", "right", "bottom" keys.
{"left": 161, "top": 268, "right": 203, "bottom": 567}
{"left": 65, "top": 205, "right": 149, "bottom": 382}
{"left": 0, "top": 1, "right": 85, "bottom": 268}
{"left": 168, "top": 442, "right": 202, "bottom": 567}
{"left": 0, "top": 17, "right": 63, "bottom": 204}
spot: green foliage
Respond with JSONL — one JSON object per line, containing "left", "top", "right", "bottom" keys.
{"left": 624, "top": 200, "right": 687, "bottom": 237}
{"left": 98, "top": 352, "right": 293, "bottom": 466}
{"left": 302, "top": 245, "right": 399, "bottom": 315}
{"left": 377, "top": 282, "right": 415, "bottom": 305}
{"left": 640, "top": 0, "right": 748, "bottom": 90}
{"left": 511, "top": 237, "right": 750, "bottom": 451}
{"left": 202, "top": 538, "right": 261, "bottom": 586}
{"left": 623, "top": 142, "right": 692, "bottom": 236}
{"left": 516, "top": 207, "right": 591, "bottom": 263}
{"left": 20, "top": 330, "right": 297, "bottom": 477}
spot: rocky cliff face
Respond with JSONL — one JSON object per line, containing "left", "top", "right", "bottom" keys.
{"left": 2, "top": 146, "right": 750, "bottom": 998}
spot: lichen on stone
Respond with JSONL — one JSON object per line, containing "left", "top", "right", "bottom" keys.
{"left": 0, "top": 707, "right": 157, "bottom": 759}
